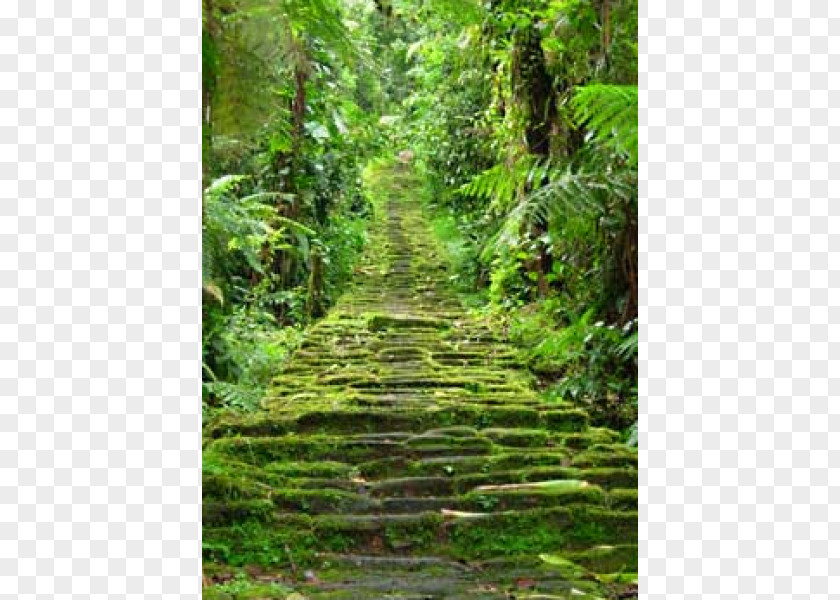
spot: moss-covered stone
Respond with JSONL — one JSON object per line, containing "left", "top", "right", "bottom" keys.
{"left": 451, "top": 467, "right": 584, "bottom": 494}
{"left": 579, "top": 467, "right": 638, "bottom": 490}
{"left": 461, "top": 484, "right": 606, "bottom": 511}
{"left": 540, "top": 409, "right": 590, "bottom": 432}
{"left": 263, "top": 460, "right": 353, "bottom": 479}
{"left": 572, "top": 446, "right": 638, "bottom": 469}
{"left": 482, "top": 428, "right": 551, "bottom": 447}
{"left": 566, "top": 544, "right": 638, "bottom": 573}
{"left": 275, "top": 488, "right": 376, "bottom": 514}
{"left": 357, "top": 451, "right": 571, "bottom": 479}
{"left": 367, "top": 314, "right": 450, "bottom": 331}
{"left": 449, "top": 506, "right": 638, "bottom": 558}
{"left": 370, "top": 476, "right": 457, "bottom": 498}
{"left": 607, "top": 488, "right": 638, "bottom": 511}
{"left": 203, "top": 499, "right": 275, "bottom": 527}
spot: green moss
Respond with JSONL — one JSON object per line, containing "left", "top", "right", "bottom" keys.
{"left": 566, "top": 544, "right": 638, "bottom": 573}
{"left": 404, "top": 434, "right": 493, "bottom": 452}
{"left": 367, "top": 313, "right": 450, "bottom": 331}
{"left": 461, "top": 485, "right": 606, "bottom": 511}
{"left": 357, "top": 452, "right": 572, "bottom": 479}
{"left": 579, "top": 467, "right": 638, "bottom": 490}
{"left": 203, "top": 575, "right": 293, "bottom": 600}
{"left": 572, "top": 448, "right": 638, "bottom": 468}
{"left": 541, "top": 409, "right": 590, "bottom": 432}
{"left": 264, "top": 460, "right": 352, "bottom": 479}
{"left": 558, "top": 431, "right": 618, "bottom": 450}
{"left": 478, "top": 406, "right": 542, "bottom": 428}
{"left": 203, "top": 499, "right": 275, "bottom": 528}
{"left": 370, "top": 476, "right": 457, "bottom": 498}
{"left": 452, "top": 467, "right": 583, "bottom": 494}
{"left": 205, "top": 415, "right": 294, "bottom": 439}
{"left": 450, "top": 506, "right": 637, "bottom": 558}
{"left": 312, "top": 512, "right": 446, "bottom": 554}
{"left": 203, "top": 519, "right": 317, "bottom": 568}
{"left": 209, "top": 435, "right": 403, "bottom": 464}
{"left": 271, "top": 489, "right": 377, "bottom": 513}
{"left": 482, "top": 428, "right": 551, "bottom": 447}
{"left": 607, "top": 488, "right": 638, "bottom": 511}
{"left": 202, "top": 453, "right": 288, "bottom": 499}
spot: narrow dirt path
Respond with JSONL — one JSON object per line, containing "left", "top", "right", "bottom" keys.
{"left": 203, "top": 168, "right": 638, "bottom": 599}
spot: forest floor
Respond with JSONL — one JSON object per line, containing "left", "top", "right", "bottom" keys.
{"left": 202, "top": 165, "right": 638, "bottom": 599}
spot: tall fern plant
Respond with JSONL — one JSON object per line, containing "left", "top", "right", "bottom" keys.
{"left": 202, "top": 174, "right": 313, "bottom": 418}
{"left": 484, "top": 82, "right": 638, "bottom": 321}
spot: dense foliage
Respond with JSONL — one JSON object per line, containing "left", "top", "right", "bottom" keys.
{"left": 391, "top": 0, "right": 639, "bottom": 430}
{"left": 202, "top": 0, "right": 384, "bottom": 417}
{"left": 202, "top": 0, "right": 637, "bottom": 431}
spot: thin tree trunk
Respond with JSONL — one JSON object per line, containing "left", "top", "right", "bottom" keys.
{"left": 202, "top": 0, "right": 217, "bottom": 190}
{"left": 511, "top": 21, "right": 555, "bottom": 297}
{"left": 600, "top": 0, "right": 612, "bottom": 70}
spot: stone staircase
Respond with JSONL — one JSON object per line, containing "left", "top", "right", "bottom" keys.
{"left": 203, "top": 179, "right": 638, "bottom": 599}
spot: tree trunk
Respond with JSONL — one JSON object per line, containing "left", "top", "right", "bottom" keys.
{"left": 620, "top": 197, "right": 638, "bottom": 323}
{"left": 600, "top": 0, "right": 612, "bottom": 67}
{"left": 202, "top": 0, "right": 217, "bottom": 189}
{"left": 511, "top": 23, "right": 554, "bottom": 157}
{"left": 511, "top": 20, "right": 555, "bottom": 297}
{"left": 306, "top": 247, "right": 326, "bottom": 319}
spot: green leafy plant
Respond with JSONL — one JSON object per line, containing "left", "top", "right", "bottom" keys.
{"left": 571, "top": 83, "right": 638, "bottom": 167}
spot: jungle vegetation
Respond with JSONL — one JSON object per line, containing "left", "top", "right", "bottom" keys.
{"left": 202, "top": 0, "right": 638, "bottom": 432}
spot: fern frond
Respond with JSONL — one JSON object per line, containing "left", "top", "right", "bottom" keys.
{"left": 459, "top": 157, "right": 534, "bottom": 215}
{"left": 203, "top": 381, "right": 264, "bottom": 412}
{"left": 615, "top": 330, "right": 638, "bottom": 362}
{"left": 273, "top": 216, "right": 317, "bottom": 238}
{"left": 571, "top": 84, "right": 638, "bottom": 167}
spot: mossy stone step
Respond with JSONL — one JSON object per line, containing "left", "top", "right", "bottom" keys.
{"left": 369, "top": 476, "right": 459, "bottom": 498}
{"left": 205, "top": 479, "right": 625, "bottom": 519}
{"left": 460, "top": 483, "right": 606, "bottom": 512}
{"left": 565, "top": 543, "right": 639, "bottom": 573}
{"left": 359, "top": 452, "right": 567, "bottom": 478}
{"left": 450, "top": 467, "right": 637, "bottom": 494}
{"left": 607, "top": 488, "right": 638, "bottom": 511}
{"left": 376, "top": 484, "right": 608, "bottom": 514}
{"left": 208, "top": 434, "right": 495, "bottom": 464}
{"left": 204, "top": 505, "right": 637, "bottom": 564}
{"left": 208, "top": 433, "right": 614, "bottom": 467}
{"left": 298, "top": 575, "right": 602, "bottom": 599}
{"left": 271, "top": 467, "right": 637, "bottom": 500}
{"left": 366, "top": 314, "right": 451, "bottom": 331}
{"left": 206, "top": 407, "right": 589, "bottom": 438}
{"left": 570, "top": 445, "right": 639, "bottom": 469}
{"left": 264, "top": 461, "right": 354, "bottom": 479}
{"left": 300, "top": 554, "right": 618, "bottom": 599}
